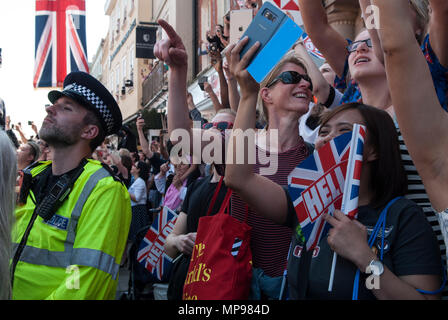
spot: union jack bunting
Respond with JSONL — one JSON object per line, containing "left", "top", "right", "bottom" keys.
{"left": 34, "top": 0, "right": 89, "bottom": 88}
{"left": 137, "top": 206, "right": 178, "bottom": 282}
{"left": 302, "top": 33, "right": 325, "bottom": 61}
{"left": 288, "top": 125, "right": 366, "bottom": 251}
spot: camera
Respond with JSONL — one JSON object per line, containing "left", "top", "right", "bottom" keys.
{"left": 263, "top": 9, "right": 277, "bottom": 22}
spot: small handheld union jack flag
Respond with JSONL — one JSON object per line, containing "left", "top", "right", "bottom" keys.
{"left": 288, "top": 125, "right": 366, "bottom": 251}
{"left": 340, "top": 124, "right": 366, "bottom": 219}
{"left": 137, "top": 206, "right": 178, "bottom": 282}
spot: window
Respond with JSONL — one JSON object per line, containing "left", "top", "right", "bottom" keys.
{"left": 110, "top": 72, "right": 114, "bottom": 92}
{"left": 129, "top": 47, "right": 135, "bottom": 79}
{"left": 122, "top": 57, "right": 127, "bottom": 82}
{"left": 116, "top": 66, "right": 120, "bottom": 91}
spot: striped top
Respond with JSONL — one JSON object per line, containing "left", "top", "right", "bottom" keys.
{"left": 396, "top": 122, "right": 448, "bottom": 299}
{"left": 231, "top": 136, "right": 310, "bottom": 277}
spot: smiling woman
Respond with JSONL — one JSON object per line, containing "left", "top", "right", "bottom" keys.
{"left": 224, "top": 41, "right": 314, "bottom": 299}
{"left": 225, "top": 100, "right": 443, "bottom": 300}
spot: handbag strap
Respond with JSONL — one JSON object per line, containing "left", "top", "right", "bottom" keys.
{"left": 217, "top": 187, "right": 233, "bottom": 216}
{"left": 206, "top": 176, "right": 250, "bottom": 223}
{"left": 206, "top": 176, "right": 224, "bottom": 217}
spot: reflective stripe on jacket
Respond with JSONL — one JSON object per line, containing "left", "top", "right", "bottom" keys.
{"left": 12, "top": 159, "right": 131, "bottom": 300}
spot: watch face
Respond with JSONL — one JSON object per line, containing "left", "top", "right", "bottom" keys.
{"left": 370, "top": 260, "right": 384, "bottom": 276}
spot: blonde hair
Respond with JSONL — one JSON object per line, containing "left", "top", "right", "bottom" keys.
{"left": 409, "top": 0, "right": 429, "bottom": 43}
{"left": 215, "top": 109, "right": 237, "bottom": 118}
{"left": 258, "top": 50, "right": 309, "bottom": 125}
{"left": 0, "top": 131, "right": 17, "bottom": 299}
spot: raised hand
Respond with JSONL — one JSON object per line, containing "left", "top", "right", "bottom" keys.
{"left": 154, "top": 19, "right": 188, "bottom": 70}
{"left": 136, "top": 117, "right": 145, "bottom": 131}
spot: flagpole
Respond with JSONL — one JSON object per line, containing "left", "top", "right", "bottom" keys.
{"left": 328, "top": 124, "right": 364, "bottom": 292}
{"left": 328, "top": 252, "right": 338, "bottom": 291}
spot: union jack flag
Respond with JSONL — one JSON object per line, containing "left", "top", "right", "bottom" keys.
{"left": 137, "top": 206, "right": 178, "bottom": 282}
{"left": 34, "top": 0, "right": 89, "bottom": 88}
{"left": 288, "top": 125, "right": 366, "bottom": 250}
{"left": 302, "top": 33, "right": 325, "bottom": 61}
{"left": 340, "top": 124, "right": 366, "bottom": 218}
{"left": 273, "top": 0, "right": 300, "bottom": 11}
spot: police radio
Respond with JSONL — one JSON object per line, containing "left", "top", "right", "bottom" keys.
{"left": 35, "top": 160, "right": 86, "bottom": 221}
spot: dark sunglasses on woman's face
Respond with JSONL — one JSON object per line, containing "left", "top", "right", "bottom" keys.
{"left": 266, "top": 71, "right": 314, "bottom": 92}
{"left": 202, "top": 121, "right": 234, "bottom": 131}
{"left": 347, "top": 38, "right": 373, "bottom": 53}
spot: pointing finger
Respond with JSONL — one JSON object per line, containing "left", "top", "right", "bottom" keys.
{"left": 324, "top": 212, "right": 339, "bottom": 227}
{"left": 158, "top": 19, "right": 182, "bottom": 46}
{"left": 333, "top": 209, "right": 350, "bottom": 222}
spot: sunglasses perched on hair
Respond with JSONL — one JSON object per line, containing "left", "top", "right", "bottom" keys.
{"left": 202, "top": 121, "right": 234, "bottom": 130}
{"left": 266, "top": 71, "right": 313, "bottom": 92}
{"left": 346, "top": 39, "right": 373, "bottom": 53}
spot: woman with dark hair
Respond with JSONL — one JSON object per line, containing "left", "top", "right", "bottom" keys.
{"left": 225, "top": 52, "right": 443, "bottom": 298}
{"left": 316, "top": 103, "right": 408, "bottom": 210}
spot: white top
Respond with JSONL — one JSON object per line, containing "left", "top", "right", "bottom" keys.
{"left": 299, "top": 89, "right": 343, "bottom": 144}
{"left": 129, "top": 177, "right": 147, "bottom": 206}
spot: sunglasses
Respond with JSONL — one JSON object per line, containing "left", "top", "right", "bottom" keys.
{"left": 346, "top": 39, "right": 373, "bottom": 53}
{"left": 202, "top": 121, "right": 234, "bottom": 131}
{"left": 266, "top": 71, "right": 313, "bottom": 92}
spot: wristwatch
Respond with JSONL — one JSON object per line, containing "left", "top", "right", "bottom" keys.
{"left": 368, "top": 259, "right": 384, "bottom": 277}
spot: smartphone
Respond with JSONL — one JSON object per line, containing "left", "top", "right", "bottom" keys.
{"left": 230, "top": 9, "right": 253, "bottom": 45}
{"left": 239, "top": 2, "right": 304, "bottom": 83}
{"left": 198, "top": 76, "right": 208, "bottom": 91}
{"left": 239, "top": 2, "right": 284, "bottom": 60}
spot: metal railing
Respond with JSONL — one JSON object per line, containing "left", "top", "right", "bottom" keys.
{"left": 142, "top": 62, "right": 166, "bottom": 107}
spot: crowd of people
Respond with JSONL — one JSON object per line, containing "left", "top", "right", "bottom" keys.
{"left": 0, "top": 0, "right": 447, "bottom": 301}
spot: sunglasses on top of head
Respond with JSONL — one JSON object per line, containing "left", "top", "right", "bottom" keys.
{"left": 202, "top": 121, "right": 234, "bottom": 131}
{"left": 266, "top": 71, "right": 313, "bottom": 92}
{"left": 346, "top": 38, "right": 373, "bottom": 53}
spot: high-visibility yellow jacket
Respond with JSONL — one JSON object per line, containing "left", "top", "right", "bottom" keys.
{"left": 12, "top": 159, "right": 131, "bottom": 300}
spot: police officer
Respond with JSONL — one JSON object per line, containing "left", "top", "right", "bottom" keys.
{"left": 11, "top": 72, "right": 132, "bottom": 300}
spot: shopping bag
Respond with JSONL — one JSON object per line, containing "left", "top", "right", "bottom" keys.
{"left": 182, "top": 179, "right": 252, "bottom": 300}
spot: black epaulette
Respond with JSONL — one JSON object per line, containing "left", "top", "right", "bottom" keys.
{"left": 100, "top": 162, "right": 126, "bottom": 185}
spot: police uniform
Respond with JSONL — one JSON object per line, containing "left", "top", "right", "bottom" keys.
{"left": 11, "top": 72, "right": 131, "bottom": 300}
